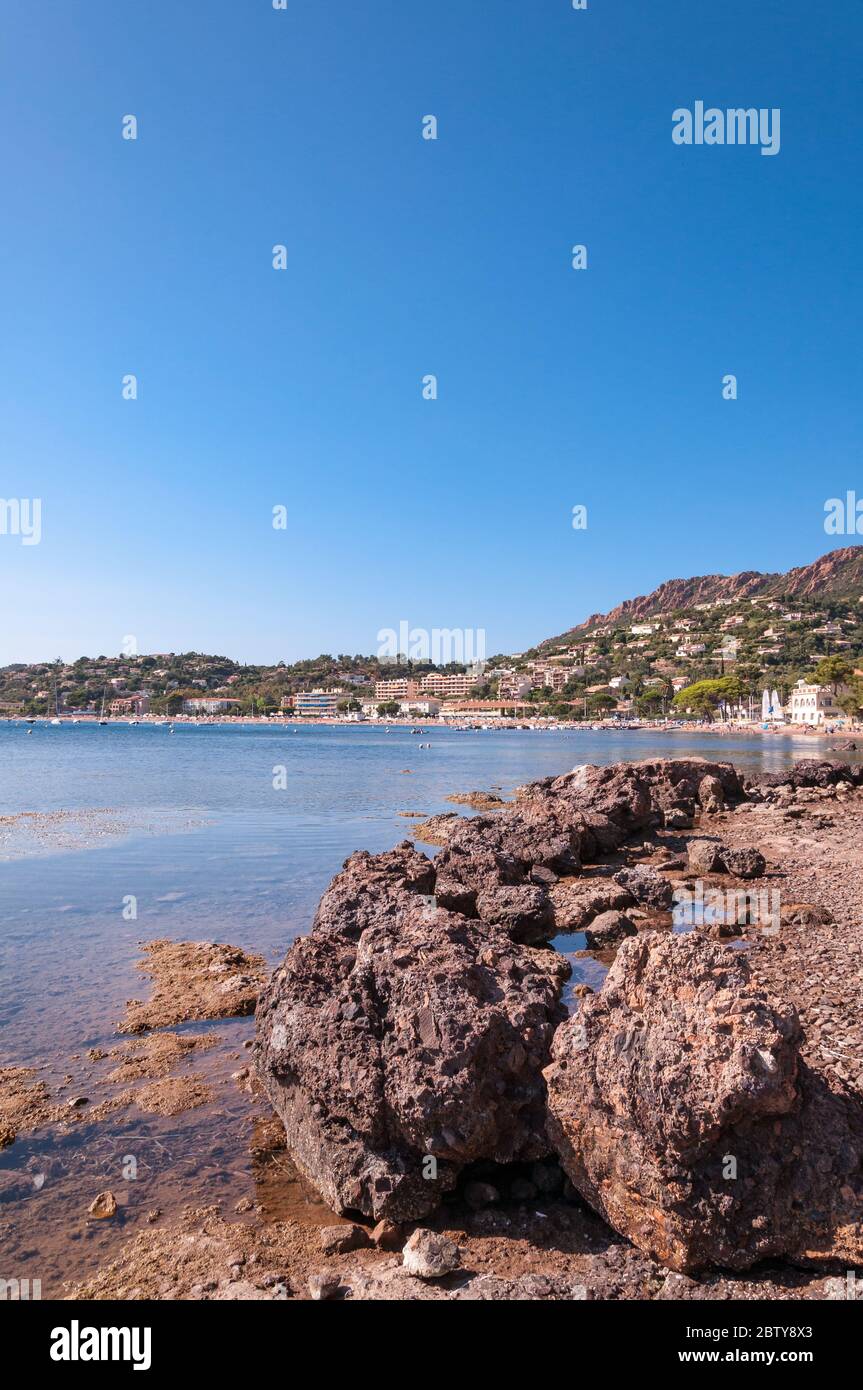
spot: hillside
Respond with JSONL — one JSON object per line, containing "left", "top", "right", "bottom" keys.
{"left": 539, "top": 546, "right": 863, "bottom": 648}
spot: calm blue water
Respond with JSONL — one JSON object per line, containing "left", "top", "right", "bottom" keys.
{"left": 0, "top": 720, "right": 843, "bottom": 1062}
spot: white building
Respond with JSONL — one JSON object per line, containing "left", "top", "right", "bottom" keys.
{"left": 787, "top": 680, "right": 845, "bottom": 727}
{"left": 182, "top": 697, "right": 241, "bottom": 714}
{"left": 398, "top": 698, "right": 441, "bottom": 716}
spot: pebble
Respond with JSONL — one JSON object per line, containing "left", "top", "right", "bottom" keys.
{"left": 402, "top": 1228, "right": 461, "bottom": 1279}
{"left": 319, "top": 1223, "right": 370, "bottom": 1255}
{"left": 87, "top": 1190, "right": 117, "bottom": 1220}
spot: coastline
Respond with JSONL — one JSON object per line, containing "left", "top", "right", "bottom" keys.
{"left": 6, "top": 751, "right": 863, "bottom": 1302}
{"left": 2, "top": 714, "right": 858, "bottom": 739}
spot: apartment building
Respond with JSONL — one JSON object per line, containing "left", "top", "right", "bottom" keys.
{"left": 418, "top": 673, "right": 476, "bottom": 698}
{"left": 375, "top": 678, "right": 420, "bottom": 700}
{"left": 291, "top": 689, "right": 343, "bottom": 717}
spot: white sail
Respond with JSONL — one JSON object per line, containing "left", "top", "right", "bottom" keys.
{"left": 761, "top": 689, "right": 771, "bottom": 720}
{"left": 771, "top": 689, "right": 782, "bottom": 720}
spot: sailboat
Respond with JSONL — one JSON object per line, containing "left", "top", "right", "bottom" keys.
{"left": 50, "top": 674, "right": 61, "bottom": 724}
{"left": 99, "top": 689, "right": 109, "bottom": 726}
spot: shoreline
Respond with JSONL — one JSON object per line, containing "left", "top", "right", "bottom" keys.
{"left": 1, "top": 714, "right": 859, "bottom": 739}
{"left": 7, "top": 752, "right": 859, "bottom": 1302}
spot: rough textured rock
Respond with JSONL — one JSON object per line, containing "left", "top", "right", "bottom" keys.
{"left": 752, "top": 760, "right": 863, "bottom": 792}
{"left": 687, "top": 841, "right": 766, "bottom": 879}
{"left": 411, "top": 813, "right": 462, "bottom": 847}
{"left": 88, "top": 1191, "right": 118, "bottom": 1220}
{"left": 319, "top": 1223, "right": 370, "bottom": 1255}
{"left": 698, "top": 775, "right": 725, "bottom": 812}
{"left": 687, "top": 840, "right": 725, "bottom": 874}
{"left": 721, "top": 846, "right": 766, "bottom": 879}
{"left": 546, "top": 932, "right": 863, "bottom": 1273}
{"left": 256, "top": 873, "right": 569, "bottom": 1221}
{"left": 402, "top": 1228, "right": 461, "bottom": 1279}
{"left": 430, "top": 760, "right": 743, "bottom": 925}
{"left": 474, "top": 885, "right": 553, "bottom": 943}
{"left": 255, "top": 759, "right": 755, "bottom": 1234}
{"left": 311, "top": 841, "right": 435, "bottom": 941}
{"left": 612, "top": 866, "right": 674, "bottom": 910}
{"left": 549, "top": 878, "right": 635, "bottom": 932}
{"left": 583, "top": 911, "right": 637, "bottom": 948}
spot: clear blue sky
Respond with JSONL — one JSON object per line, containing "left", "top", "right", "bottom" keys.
{"left": 1, "top": 0, "right": 861, "bottom": 665}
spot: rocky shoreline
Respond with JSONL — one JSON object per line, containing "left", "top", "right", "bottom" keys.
{"left": 8, "top": 754, "right": 863, "bottom": 1301}
{"left": 250, "top": 755, "right": 863, "bottom": 1296}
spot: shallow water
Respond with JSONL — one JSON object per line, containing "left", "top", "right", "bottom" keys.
{"left": 0, "top": 721, "right": 850, "bottom": 1293}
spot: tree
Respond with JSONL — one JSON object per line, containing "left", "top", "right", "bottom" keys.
{"left": 377, "top": 701, "right": 400, "bottom": 717}
{"left": 814, "top": 655, "right": 854, "bottom": 692}
{"left": 635, "top": 692, "right": 664, "bottom": 717}
{"left": 837, "top": 680, "right": 863, "bottom": 719}
{"left": 672, "top": 676, "right": 742, "bottom": 721}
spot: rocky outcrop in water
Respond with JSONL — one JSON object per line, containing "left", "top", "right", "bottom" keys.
{"left": 255, "top": 759, "right": 747, "bottom": 1224}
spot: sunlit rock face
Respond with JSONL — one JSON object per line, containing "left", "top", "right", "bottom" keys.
{"left": 546, "top": 931, "right": 863, "bottom": 1273}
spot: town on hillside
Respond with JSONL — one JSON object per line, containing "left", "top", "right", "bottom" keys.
{"left": 4, "top": 585, "right": 863, "bottom": 729}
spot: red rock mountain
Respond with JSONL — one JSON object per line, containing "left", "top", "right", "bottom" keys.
{"left": 539, "top": 546, "right": 863, "bottom": 648}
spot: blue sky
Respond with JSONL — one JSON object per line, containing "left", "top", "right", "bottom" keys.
{"left": 1, "top": 0, "right": 861, "bottom": 665}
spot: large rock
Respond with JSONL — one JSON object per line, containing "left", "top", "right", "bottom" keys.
{"left": 546, "top": 759, "right": 744, "bottom": 846}
{"left": 311, "top": 841, "right": 435, "bottom": 941}
{"left": 433, "top": 812, "right": 581, "bottom": 922}
{"left": 545, "top": 932, "right": 863, "bottom": 1272}
{"left": 256, "top": 856, "right": 569, "bottom": 1222}
{"left": 255, "top": 759, "right": 753, "bottom": 1230}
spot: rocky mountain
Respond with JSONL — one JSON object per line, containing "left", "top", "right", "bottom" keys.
{"left": 540, "top": 546, "right": 863, "bottom": 648}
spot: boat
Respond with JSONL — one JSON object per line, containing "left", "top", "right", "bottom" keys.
{"left": 98, "top": 689, "right": 108, "bottom": 726}
{"left": 50, "top": 673, "right": 62, "bottom": 724}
